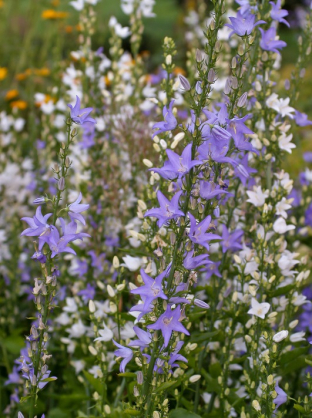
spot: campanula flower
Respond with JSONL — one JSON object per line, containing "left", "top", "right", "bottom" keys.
{"left": 259, "top": 27, "right": 287, "bottom": 54}
{"left": 225, "top": 11, "right": 265, "bottom": 37}
{"left": 68, "top": 192, "right": 89, "bottom": 225}
{"left": 144, "top": 190, "right": 185, "bottom": 227}
{"left": 67, "top": 96, "right": 96, "bottom": 125}
{"left": 128, "top": 326, "right": 152, "bottom": 348}
{"left": 294, "top": 110, "right": 312, "bottom": 127}
{"left": 113, "top": 340, "right": 133, "bottom": 373}
{"left": 221, "top": 225, "right": 244, "bottom": 253}
{"left": 147, "top": 305, "right": 190, "bottom": 347}
{"left": 183, "top": 249, "right": 212, "bottom": 270}
{"left": 131, "top": 268, "right": 168, "bottom": 311}
{"left": 270, "top": 0, "right": 289, "bottom": 27}
{"left": 273, "top": 383, "right": 287, "bottom": 411}
{"left": 153, "top": 143, "right": 201, "bottom": 180}
{"left": 152, "top": 99, "right": 177, "bottom": 138}
{"left": 21, "top": 206, "right": 52, "bottom": 237}
{"left": 188, "top": 213, "right": 221, "bottom": 251}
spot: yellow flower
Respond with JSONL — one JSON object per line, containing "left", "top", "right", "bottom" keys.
{"left": 10, "top": 100, "right": 27, "bottom": 110}
{"left": 0, "top": 1, "right": 4, "bottom": 8}
{"left": 0, "top": 67, "right": 7, "bottom": 80}
{"left": 5, "top": 89, "right": 19, "bottom": 100}
{"left": 42, "top": 9, "right": 68, "bottom": 20}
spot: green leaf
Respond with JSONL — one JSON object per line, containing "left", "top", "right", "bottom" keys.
{"left": 118, "top": 372, "right": 137, "bottom": 378}
{"left": 169, "top": 408, "right": 202, "bottom": 418}
{"left": 1, "top": 335, "right": 25, "bottom": 355}
{"left": 279, "top": 347, "right": 308, "bottom": 365}
{"left": 190, "top": 330, "right": 220, "bottom": 344}
{"left": 48, "top": 408, "right": 68, "bottom": 418}
{"left": 305, "top": 358, "right": 312, "bottom": 366}
{"left": 123, "top": 409, "right": 141, "bottom": 416}
{"left": 155, "top": 380, "right": 179, "bottom": 393}
{"left": 270, "top": 284, "right": 294, "bottom": 297}
{"left": 41, "top": 377, "right": 57, "bottom": 382}
{"left": 209, "top": 362, "right": 222, "bottom": 378}
{"left": 82, "top": 370, "right": 103, "bottom": 393}
{"left": 294, "top": 404, "right": 306, "bottom": 413}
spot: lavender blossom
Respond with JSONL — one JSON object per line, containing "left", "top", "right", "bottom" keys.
{"left": 270, "top": 0, "right": 290, "bottom": 27}
{"left": 68, "top": 192, "right": 89, "bottom": 225}
{"left": 153, "top": 143, "right": 202, "bottom": 180}
{"left": 113, "top": 340, "right": 133, "bottom": 373}
{"left": 147, "top": 305, "right": 190, "bottom": 347}
{"left": 295, "top": 110, "right": 312, "bottom": 127}
{"left": 130, "top": 268, "right": 168, "bottom": 311}
{"left": 188, "top": 213, "right": 221, "bottom": 251}
{"left": 259, "top": 27, "right": 287, "bottom": 54}
{"left": 152, "top": 99, "right": 177, "bottom": 138}
{"left": 225, "top": 11, "right": 265, "bottom": 37}
{"left": 21, "top": 206, "right": 52, "bottom": 237}
{"left": 221, "top": 225, "right": 244, "bottom": 253}
{"left": 144, "top": 190, "right": 185, "bottom": 227}
{"left": 67, "top": 96, "right": 96, "bottom": 125}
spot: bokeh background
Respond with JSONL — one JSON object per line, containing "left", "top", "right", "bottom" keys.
{"left": 0, "top": 0, "right": 311, "bottom": 177}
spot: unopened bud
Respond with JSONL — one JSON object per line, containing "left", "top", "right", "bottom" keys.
{"left": 237, "top": 92, "right": 247, "bottom": 108}
{"left": 179, "top": 75, "right": 191, "bottom": 91}
{"left": 58, "top": 177, "right": 65, "bottom": 191}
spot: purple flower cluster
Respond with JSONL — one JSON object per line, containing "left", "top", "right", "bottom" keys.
{"left": 21, "top": 193, "right": 90, "bottom": 259}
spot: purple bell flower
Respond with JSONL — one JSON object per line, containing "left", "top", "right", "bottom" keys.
{"left": 152, "top": 99, "right": 177, "bottom": 138}
{"left": 225, "top": 11, "right": 265, "bottom": 37}
{"left": 144, "top": 190, "right": 185, "bottom": 227}
{"left": 270, "top": 0, "right": 290, "bottom": 27}
{"left": 67, "top": 96, "right": 96, "bottom": 125}
{"left": 147, "top": 305, "right": 190, "bottom": 347}
{"left": 113, "top": 340, "right": 133, "bottom": 373}
{"left": 131, "top": 268, "right": 168, "bottom": 311}
{"left": 259, "top": 27, "right": 287, "bottom": 54}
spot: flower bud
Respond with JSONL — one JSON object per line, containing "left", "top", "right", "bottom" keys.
{"left": 58, "top": 177, "right": 65, "bottom": 191}
{"left": 113, "top": 256, "right": 120, "bottom": 268}
{"left": 196, "top": 49, "right": 203, "bottom": 62}
{"left": 89, "top": 300, "right": 96, "bottom": 313}
{"left": 107, "top": 285, "right": 115, "bottom": 297}
{"left": 179, "top": 74, "right": 191, "bottom": 91}
{"left": 208, "top": 68, "right": 216, "bottom": 83}
{"left": 189, "top": 374, "right": 201, "bottom": 383}
{"left": 237, "top": 92, "right": 247, "bottom": 108}
{"left": 194, "top": 299, "right": 210, "bottom": 309}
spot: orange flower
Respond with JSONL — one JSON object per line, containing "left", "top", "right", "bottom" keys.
{"left": 34, "top": 68, "right": 50, "bottom": 77}
{"left": 173, "top": 67, "right": 186, "bottom": 76}
{"left": 65, "top": 25, "right": 73, "bottom": 33}
{"left": 42, "top": 9, "right": 68, "bottom": 20}
{"left": 5, "top": 89, "right": 19, "bottom": 100}
{"left": 10, "top": 100, "right": 27, "bottom": 110}
{"left": 104, "top": 76, "right": 111, "bottom": 86}
{"left": 16, "top": 69, "right": 32, "bottom": 80}
{"left": 0, "top": 67, "right": 7, "bottom": 80}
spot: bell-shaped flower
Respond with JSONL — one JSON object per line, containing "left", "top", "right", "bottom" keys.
{"left": 113, "top": 340, "right": 133, "bottom": 373}
{"left": 188, "top": 213, "right": 221, "bottom": 251}
{"left": 67, "top": 96, "right": 95, "bottom": 125}
{"left": 147, "top": 305, "right": 190, "bottom": 347}
{"left": 131, "top": 268, "right": 168, "bottom": 311}
{"left": 144, "top": 190, "right": 185, "bottom": 227}
{"left": 152, "top": 99, "right": 177, "bottom": 138}
{"left": 68, "top": 192, "right": 89, "bottom": 225}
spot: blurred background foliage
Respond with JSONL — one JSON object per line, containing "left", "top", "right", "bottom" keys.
{"left": 0, "top": 0, "right": 311, "bottom": 173}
